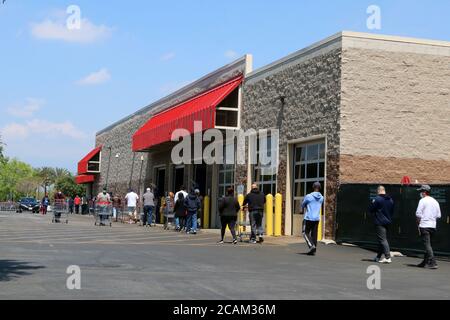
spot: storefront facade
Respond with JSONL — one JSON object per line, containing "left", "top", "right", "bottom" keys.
{"left": 77, "top": 31, "right": 450, "bottom": 239}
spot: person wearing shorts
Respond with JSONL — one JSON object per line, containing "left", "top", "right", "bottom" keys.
{"left": 125, "top": 189, "right": 139, "bottom": 224}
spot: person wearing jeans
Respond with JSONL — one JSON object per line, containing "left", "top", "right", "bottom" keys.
{"left": 368, "top": 185, "right": 394, "bottom": 264}
{"left": 301, "top": 182, "right": 324, "bottom": 256}
{"left": 243, "top": 183, "right": 266, "bottom": 244}
{"left": 184, "top": 189, "right": 201, "bottom": 234}
{"left": 142, "top": 188, "right": 155, "bottom": 227}
{"left": 416, "top": 185, "right": 441, "bottom": 269}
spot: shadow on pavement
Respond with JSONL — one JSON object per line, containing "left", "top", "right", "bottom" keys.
{"left": 0, "top": 260, "right": 45, "bottom": 282}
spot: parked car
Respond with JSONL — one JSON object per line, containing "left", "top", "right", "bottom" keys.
{"left": 16, "top": 197, "right": 40, "bottom": 213}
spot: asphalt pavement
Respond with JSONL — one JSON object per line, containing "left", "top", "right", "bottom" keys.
{"left": 0, "top": 211, "right": 449, "bottom": 300}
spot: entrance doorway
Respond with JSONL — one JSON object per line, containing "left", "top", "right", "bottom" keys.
{"left": 291, "top": 141, "right": 325, "bottom": 236}
{"left": 193, "top": 163, "right": 207, "bottom": 196}
{"left": 155, "top": 167, "right": 166, "bottom": 198}
{"left": 173, "top": 165, "right": 185, "bottom": 192}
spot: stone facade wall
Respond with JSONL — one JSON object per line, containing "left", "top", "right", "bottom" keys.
{"left": 340, "top": 47, "right": 450, "bottom": 184}
{"left": 92, "top": 59, "right": 248, "bottom": 198}
{"left": 239, "top": 48, "right": 342, "bottom": 238}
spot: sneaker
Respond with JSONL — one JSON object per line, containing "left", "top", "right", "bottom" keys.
{"left": 379, "top": 258, "right": 392, "bottom": 264}
{"left": 307, "top": 247, "right": 317, "bottom": 256}
{"left": 250, "top": 239, "right": 257, "bottom": 244}
{"left": 217, "top": 240, "right": 224, "bottom": 244}
{"left": 417, "top": 261, "right": 427, "bottom": 268}
{"left": 424, "top": 263, "right": 438, "bottom": 270}
{"left": 258, "top": 237, "right": 264, "bottom": 244}
{"left": 232, "top": 239, "right": 238, "bottom": 245}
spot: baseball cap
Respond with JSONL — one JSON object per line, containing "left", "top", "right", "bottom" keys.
{"left": 417, "top": 185, "right": 431, "bottom": 192}
{"left": 194, "top": 189, "right": 200, "bottom": 194}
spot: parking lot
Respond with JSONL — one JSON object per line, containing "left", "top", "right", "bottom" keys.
{"left": 0, "top": 211, "right": 449, "bottom": 300}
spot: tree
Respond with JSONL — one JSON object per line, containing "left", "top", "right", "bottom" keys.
{"left": 0, "top": 135, "right": 6, "bottom": 165}
{"left": 0, "top": 159, "right": 35, "bottom": 201}
{"left": 55, "top": 175, "right": 85, "bottom": 199}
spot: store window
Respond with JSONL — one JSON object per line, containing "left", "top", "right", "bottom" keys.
{"left": 252, "top": 134, "right": 277, "bottom": 195}
{"left": 218, "top": 140, "right": 235, "bottom": 197}
{"left": 292, "top": 141, "right": 325, "bottom": 214}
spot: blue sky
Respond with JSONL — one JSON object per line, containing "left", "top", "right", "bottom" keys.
{"left": 0, "top": 0, "right": 448, "bottom": 173}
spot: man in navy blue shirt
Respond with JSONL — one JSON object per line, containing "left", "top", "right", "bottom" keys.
{"left": 368, "top": 186, "right": 395, "bottom": 264}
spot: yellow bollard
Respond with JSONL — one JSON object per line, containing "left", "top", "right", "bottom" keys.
{"left": 274, "top": 193, "right": 282, "bottom": 236}
{"left": 317, "top": 207, "right": 323, "bottom": 241}
{"left": 238, "top": 194, "right": 244, "bottom": 232}
{"left": 203, "top": 196, "right": 210, "bottom": 229}
{"left": 265, "top": 194, "right": 274, "bottom": 236}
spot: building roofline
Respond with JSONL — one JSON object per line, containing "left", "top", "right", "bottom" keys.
{"left": 246, "top": 31, "right": 450, "bottom": 82}
{"left": 96, "top": 55, "right": 251, "bottom": 136}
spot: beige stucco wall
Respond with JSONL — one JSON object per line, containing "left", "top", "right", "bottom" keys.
{"left": 340, "top": 37, "right": 450, "bottom": 184}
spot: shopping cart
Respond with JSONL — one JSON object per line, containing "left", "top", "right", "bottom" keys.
{"left": 164, "top": 211, "right": 176, "bottom": 230}
{"left": 52, "top": 199, "right": 68, "bottom": 224}
{"left": 237, "top": 206, "right": 252, "bottom": 242}
{"left": 94, "top": 203, "right": 112, "bottom": 227}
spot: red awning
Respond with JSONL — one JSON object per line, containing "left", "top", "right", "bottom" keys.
{"left": 77, "top": 146, "right": 102, "bottom": 175}
{"left": 75, "top": 174, "right": 95, "bottom": 184}
{"left": 132, "top": 76, "right": 243, "bottom": 151}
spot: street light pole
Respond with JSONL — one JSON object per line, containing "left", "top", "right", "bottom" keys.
{"left": 105, "top": 146, "right": 112, "bottom": 191}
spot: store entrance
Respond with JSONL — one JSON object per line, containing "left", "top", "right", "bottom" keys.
{"left": 173, "top": 165, "right": 185, "bottom": 193}
{"left": 193, "top": 163, "right": 207, "bottom": 196}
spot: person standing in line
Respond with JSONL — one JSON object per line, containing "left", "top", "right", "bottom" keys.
{"left": 301, "top": 182, "right": 324, "bottom": 256}
{"left": 174, "top": 185, "right": 188, "bottom": 204}
{"left": 368, "top": 185, "right": 395, "bottom": 264}
{"left": 125, "top": 189, "right": 139, "bottom": 224}
{"left": 81, "top": 196, "right": 88, "bottom": 215}
{"left": 174, "top": 192, "right": 186, "bottom": 231}
{"left": 218, "top": 187, "right": 240, "bottom": 245}
{"left": 184, "top": 189, "right": 201, "bottom": 234}
{"left": 41, "top": 193, "right": 50, "bottom": 215}
{"left": 68, "top": 197, "right": 74, "bottom": 214}
{"left": 112, "top": 193, "right": 122, "bottom": 221}
{"left": 164, "top": 192, "right": 175, "bottom": 229}
{"left": 96, "top": 188, "right": 111, "bottom": 226}
{"left": 243, "top": 183, "right": 266, "bottom": 244}
{"left": 142, "top": 188, "right": 155, "bottom": 227}
{"left": 416, "top": 185, "right": 442, "bottom": 269}
{"left": 74, "top": 195, "right": 81, "bottom": 214}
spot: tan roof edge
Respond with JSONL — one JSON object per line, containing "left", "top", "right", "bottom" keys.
{"left": 342, "top": 31, "right": 450, "bottom": 47}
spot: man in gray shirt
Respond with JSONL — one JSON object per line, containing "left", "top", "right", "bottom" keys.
{"left": 143, "top": 188, "right": 155, "bottom": 227}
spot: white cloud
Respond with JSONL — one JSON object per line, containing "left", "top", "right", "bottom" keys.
{"left": 224, "top": 50, "right": 239, "bottom": 59}
{"left": 1, "top": 123, "right": 29, "bottom": 140}
{"left": 1, "top": 119, "right": 87, "bottom": 141}
{"left": 161, "top": 52, "right": 176, "bottom": 61}
{"left": 76, "top": 68, "right": 111, "bottom": 86}
{"left": 31, "top": 17, "right": 112, "bottom": 44}
{"left": 7, "top": 98, "right": 45, "bottom": 118}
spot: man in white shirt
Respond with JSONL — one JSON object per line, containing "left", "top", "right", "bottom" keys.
{"left": 125, "top": 189, "right": 139, "bottom": 224}
{"left": 415, "top": 185, "right": 441, "bottom": 269}
{"left": 174, "top": 185, "right": 188, "bottom": 205}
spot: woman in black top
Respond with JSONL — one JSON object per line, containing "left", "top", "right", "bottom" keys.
{"left": 174, "top": 192, "right": 186, "bottom": 231}
{"left": 218, "top": 187, "right": 241, "bottom": 244}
